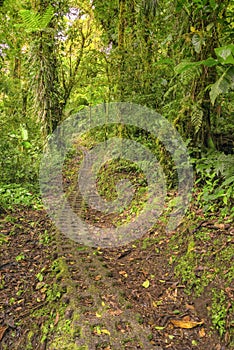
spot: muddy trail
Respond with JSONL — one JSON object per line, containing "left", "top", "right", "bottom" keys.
{"left": 0, "top": 208, "right": 232, "bottom": 349}
{"left": 1, "top": 146, "right": 233, "bottom": 349}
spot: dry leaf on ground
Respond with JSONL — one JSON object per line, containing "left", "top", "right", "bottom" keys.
{"left": 170, "top": 319, "right": 204, "bottom": 329}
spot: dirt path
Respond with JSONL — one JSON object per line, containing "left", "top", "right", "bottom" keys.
{"left": 0, "top": 209, "right": 230, "bottom": 349}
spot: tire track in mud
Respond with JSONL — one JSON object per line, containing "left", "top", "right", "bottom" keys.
{"left": 46, "top": 146, "right": 157, "bottom": 348}
{"left": 50, "top": 229, "right": 155, "bottom": 349}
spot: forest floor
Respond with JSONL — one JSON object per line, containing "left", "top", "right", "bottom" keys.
{"left": 1, "top": 141, "right": 234, "bottom": 349}
{"left": 0, "top": 206, "right": 233, "bottom": 349}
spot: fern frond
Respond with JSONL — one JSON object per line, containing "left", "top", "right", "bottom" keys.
{"left": 19, "top": 6, "right": 54, "bottom": 33}
{"left": 191, "top": 104, "right": 203, "bottom": 133}
{"left": 180, "top": 65, "right": 201, "bottom": 85}
{"left": 19, "top": 10, "right": 41, "bottom": 32}
{"left": 40, "top": 6, "right": 54, "bottom": 29}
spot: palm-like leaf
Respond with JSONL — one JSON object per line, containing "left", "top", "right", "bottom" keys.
{"left": 19, "top": 5, "right": 54, "bottom": 33}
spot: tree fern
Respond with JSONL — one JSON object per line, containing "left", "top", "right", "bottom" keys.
{"left": 191, "top": 104, "right": 203, "bottom": 133}
{"left": 19, "top": 5, "right": 54, "bottom": 33}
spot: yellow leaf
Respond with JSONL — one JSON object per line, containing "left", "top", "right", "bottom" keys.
{"left": 152, "top": 300, "right": 162, "bottom": 307}
{"left": 142, "top": 279, "right": 150, "bottom": 288}
{"left": 101, "top": 329, "right": 111, "bottom": 336}
{"left": 170, "top": 319, "right": 204, "bottom": 329}
{"left": 190, "top": 26, "right": 196, "bottom": 32}
{"left": 96, "top": 312, "right": 102, "bottom": 318}
{"left": 155, "top": 326, "right": 165, "bottom": 330}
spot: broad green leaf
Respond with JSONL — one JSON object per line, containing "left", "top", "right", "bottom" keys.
{"left": 175, "top": 61, "right": 197, "bottom": 74}
{"left": 215, "top": 45, "right": 234, "bottom": 65}
{"left": 200, "top": 57, "right": 218, "bottom": 67}
{"left": 175, "top": 57, "right": 217, "bottom": 75}
{"left": 210, "top": 67, "right": 234, "bottom": 104}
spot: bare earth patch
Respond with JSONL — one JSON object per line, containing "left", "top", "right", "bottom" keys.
{"left": 0, "top": 209, "right": 233, "bottom": 349}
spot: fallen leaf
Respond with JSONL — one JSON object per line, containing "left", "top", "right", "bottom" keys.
{"left": 142, "top": 279, "right": 150, "bottom": 288}
{"left": 155, "top": 326, "right": 165, "bottom": 330}
{"left": 35, "top": 282, "right": 45, "bottom": 290}
{"left": 170, "top": 319, "right": 204, "bottom": 329}
{"left": 0, "top": 326, "right": 8, "bottom": 341}
{"left": 152, "top": 300, "right": 162, "bottom": 307}
{"left": 214, "top": 223, "right": 225, "bottom": 229}
{"left": 54, "top": 312, "right": 59, "bottom": 326}
{"left": 101, "top": 329, "right": 111, "bottom": 336}
{"left": 109, "top": 309, "right": 123, "bottom": 316}
{"left": 183, "top": 315, "right": 191, "bottom": 321}
{"left": 199, "top": 327, "right": 206, "bottom": 337}
{"left": 119, "top": 271, "right": 128, "bottom": 278}
{"left": 95, "top": 275, "right": 102, "bottom": 281}
{"left": 185, "top": 303, "right": 195, "bottom": 311}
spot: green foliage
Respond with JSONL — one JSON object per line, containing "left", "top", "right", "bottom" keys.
{"left": 0, "top": 183, "right": 40, "bottom": 212}
{"left": 175, "top": 44, "right": 234, "bottom": 105}
{"left": 19, "top": 6, "right": 54, "bottom": 33}
{"left": 46, "top": 283, "right": 63, "bottom": 302}
{"left": 215, "top": 45, "right": 234, "bottom": 65}
{"left": 0, "top": 125, "right": 41, "bottom": 185}
{"left": 210, "top": 66, "right": 234, "bottom": 105}
{"left": 194, "top": 152, "right": 234, "bottom": 216}
{"left": 211, "top": 289, "right": 228, "bottom": 337}
{"left": 15, "top": 252, "right": 25, "bottom": 261}
{"left": 191, "top": 103, "right": 203, "bottom": 133}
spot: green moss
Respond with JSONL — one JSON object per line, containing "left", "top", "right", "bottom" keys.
{"left": 26, "top": 331, "right": 34, "bottom": 350}
{"left": 52, "top": 257, "right": 69, "bottom": 280}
